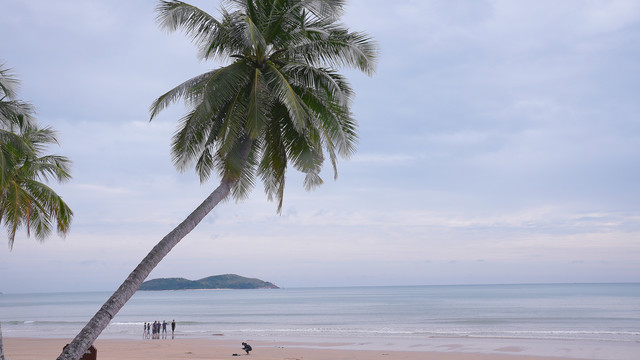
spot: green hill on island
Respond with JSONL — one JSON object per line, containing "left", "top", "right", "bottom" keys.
{"left": 139, "top": 274, "right": 279, "bottom": 290}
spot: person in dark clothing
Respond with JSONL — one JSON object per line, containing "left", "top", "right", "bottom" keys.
{"left": 241, "top": 342, "right": 252, "bottom": 355}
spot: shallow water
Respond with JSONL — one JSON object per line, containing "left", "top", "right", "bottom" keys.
{"left": 1, "top": 283, "right": 639, "bottom": 359}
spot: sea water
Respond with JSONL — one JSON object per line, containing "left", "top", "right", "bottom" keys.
{"left": 1, "top": 283, "right": 639, "bottom": 359}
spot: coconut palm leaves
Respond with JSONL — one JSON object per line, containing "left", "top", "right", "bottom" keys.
{"left": 1, "top": 64, "right": 35, "bottom": 172}
{"left": 0, "top": 64, "right": 35, "bottom": 129}
{"left": 57, "top": 3, "right": 375, "bottom": 358}
{"left": 0, "top": 64, "right": 73, "bottom": 249}
{"left": 151, "top": 0, "right": 377, "bottom": 210}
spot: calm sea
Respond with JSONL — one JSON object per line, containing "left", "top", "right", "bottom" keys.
{"left": 1, "top": 283, "right": 639, "bottom": 359}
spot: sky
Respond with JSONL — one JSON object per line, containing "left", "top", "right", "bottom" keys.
{"left": 1, "top": 0, "right": 639, "bottom": 293}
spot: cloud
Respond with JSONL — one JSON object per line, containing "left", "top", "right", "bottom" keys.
{"left": 352, "top": 153, "right": 419, "bottom": 164}
{"left": 73, "top": 183, "right": 131, "bottom": 196}
{"left": 1, "top": 0, "right": 638, "bottom": 292}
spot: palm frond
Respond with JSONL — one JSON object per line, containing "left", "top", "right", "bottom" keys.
{"left": 246, "top": 68, "right": 268, "bottom": 139}
{"left": 0, "top": 64, "right": 20, "bottom": 100}
{"left": 258, "top": 105, "right": 288, "bottom": 211}
{"left": 244, "top": 12, "right": 267, "bottom": 57}
{"left": 169, "top": 62, "right": 252, "bottom": 180}
{"left": 156, "top": 1, "right": 225, "bottom": 57}
{"left": 153, "top": 0, "right": 378, "bottom": 211}
{"left": 0, "top": 111, "right": 73, "bottom": 247}
{"left": 226, "top": 137, "right": 257, "bottom": 199}
{"left": 27, "top": 154, "right": 73, "bottom": 183}
{"left": 0, "top": 99, "right": 36, "bottom": 130}
{"left": 149, "top": 69, "right": 218, "bottom": 120}
{"left": 1, "top": 64, "right": 37, "bottom": 130}
{"left": 200, "top": 9, "right": 252, "bottom": 61}
{"left": 264, "top": 63, "right": 310, "bottom": 132}
{"left": 287, "top": 23, "right": 378, "bottom": 75}
{"left": 23, "top": 179, "right": 73, "bottom": 233}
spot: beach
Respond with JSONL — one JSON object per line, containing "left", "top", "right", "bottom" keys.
{"left": 3, "top": 338, "right": 590, "bottom": 360}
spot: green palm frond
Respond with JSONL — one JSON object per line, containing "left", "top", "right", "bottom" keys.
{"left": 169, "top": 62, "right": 252, "bottom": 177}
{"left": 149, "top": 69, "right": 218, "bottom": 120}
{"left": 246, "top": 68, "right": 268, "bottom": 139}
{"left": 223, "top": 136, "right": 256, "bottom": 200}
{"left": 152, "top": 0, "right": 377, "bottom": 209}
{"left": 1, "top": 64, "right": 36, "bottom": 131}
{"left": 0, "top": 64, "right": 73, "bottom": 248}
{"left": 23, "top": 179, "right": 72, "bottom": 236}
{"left": 156, "top": 1, "right": 226, "bottom": 59}
{"left": 244, "top": 15, "right": 267, "bottom": 59}
{"left": 0, "top": 65, "right": 18, "bottom": 98}
{"left": 0, "top": 100, "right": 36, "bottom": 129}
{"left": 289, "top": 27, "right": 378, "bottom": 75}
{"left": 283, "top": 63, "right": 354, "bottom": 106}
{"left": 264, "top": 63, "right": 311, "bottom": 132}
{"left": 259, "top": 114, "right": 288, "bottom": 209}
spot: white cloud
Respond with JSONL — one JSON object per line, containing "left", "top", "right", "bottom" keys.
{"left": 581, "top": 0, "right": 640, "bottom": 35}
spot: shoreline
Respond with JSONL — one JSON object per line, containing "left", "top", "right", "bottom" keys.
{"left": 3, "top": 337, "right": 591, "bottom": 360}
{"left": 3, "top": 285, "right": 638, "bottom": 360}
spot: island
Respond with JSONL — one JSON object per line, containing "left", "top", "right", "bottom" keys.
{"left": 139, "top": 274, "right": 279, "bottom": 290}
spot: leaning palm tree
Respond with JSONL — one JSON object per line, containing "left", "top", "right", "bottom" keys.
{"left": 58, "top": 1, "right": 376, "bottom": 359}
{"left": 0, "top": 63, "right": 73, "bottom": 360}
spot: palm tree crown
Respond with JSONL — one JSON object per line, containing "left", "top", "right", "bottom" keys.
{"left": 0, "top": 64, "right": 73, "bottom": 249}
{"left": 151, "top": 0, "right": 377, "bottom": 210}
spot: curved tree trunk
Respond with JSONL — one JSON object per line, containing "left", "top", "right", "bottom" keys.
{"left": 56, "top": 176, "right": 235, "bottom": 360}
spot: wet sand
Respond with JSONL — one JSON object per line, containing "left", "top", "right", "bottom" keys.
{"left": 3, "top": 337, "right": 588, "bottom": 360}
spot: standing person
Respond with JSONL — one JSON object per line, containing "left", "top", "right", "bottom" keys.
{"left": 162, "top": 320, "right": 167, "bottom": 339}
{"left": 142, "top": 323, "right": 147, "bottom": 339}
{"left": 242, "top": 342, "right": 252, "bottom": 355}
{"left": 171, "top": 320, "right": 176, "bottom": 339}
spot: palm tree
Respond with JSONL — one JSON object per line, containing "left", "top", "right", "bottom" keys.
{"left": 0, "top": 65, "right": 73, "bottom": 249}
{"left": 0, "top": 64, "right": 73, "bottom": 360}
{"left": 58, "top": 1, "right": 377, "bottom": 359}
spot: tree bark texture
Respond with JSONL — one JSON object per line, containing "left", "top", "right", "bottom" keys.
{"left": 56, "top": 177, "right": 235, "bottom": 360}
{"left": 0, "top": 320, "right": 5, "bottom": 360}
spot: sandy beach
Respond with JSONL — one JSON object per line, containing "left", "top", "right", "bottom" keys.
{"left": 3, "top": 338, "right": 591, "bottom": 360}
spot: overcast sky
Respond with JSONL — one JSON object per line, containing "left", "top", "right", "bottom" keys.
{"left": 1, "top": 0, "right": 639, "bottom": 293}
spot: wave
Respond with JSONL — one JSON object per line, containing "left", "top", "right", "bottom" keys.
{"left": 5, "top": 320, "right": 88, "bottom": 326}
{"left": 2, "top": 284, "right": 638, "bottom": 344}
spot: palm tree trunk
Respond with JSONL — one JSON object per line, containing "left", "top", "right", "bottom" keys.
{"left": 56, "top": 175, "right": 236, "bottom": 360}
{"left": 0, "top": 320, "right": 5, "bottom": 360}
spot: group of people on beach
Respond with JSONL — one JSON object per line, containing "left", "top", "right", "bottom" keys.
{"left": 143, "top": 320, "right": 175, "bottom": 339}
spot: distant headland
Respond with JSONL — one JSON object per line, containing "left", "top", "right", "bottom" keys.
{"left": 139, "top": 274, "right": 279, "bottom": 291}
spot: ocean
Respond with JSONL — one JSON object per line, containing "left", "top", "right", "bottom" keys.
{"left": 1, "top": 283, "right": 639, "bottom": 359}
